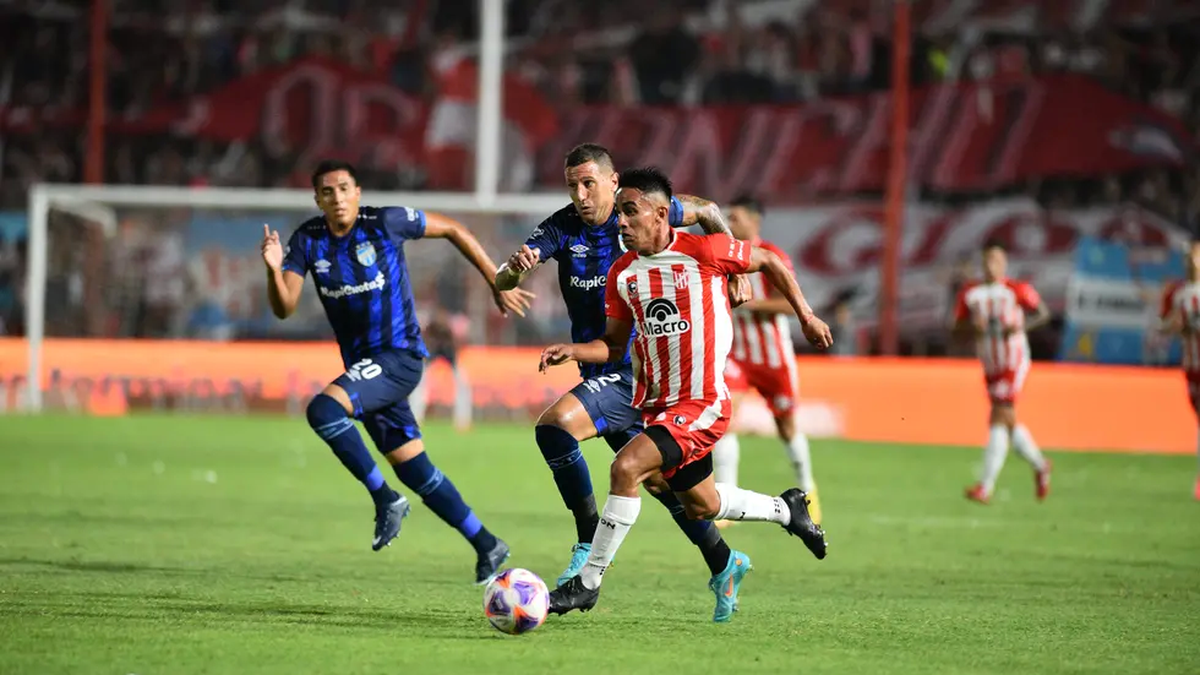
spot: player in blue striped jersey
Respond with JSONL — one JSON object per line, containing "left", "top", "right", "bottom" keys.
{"left": 495, "top": 144, "right": 755, "bottom": 622}
{"left": 261, "top": 159, "right": 533, "bottom": 584}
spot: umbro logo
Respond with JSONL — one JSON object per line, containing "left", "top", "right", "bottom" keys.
{"left": 570, "top": 244, "right": 590, "bottom": 257}
{"left": 314, "top": 259, "right": 332, "bottom": 274}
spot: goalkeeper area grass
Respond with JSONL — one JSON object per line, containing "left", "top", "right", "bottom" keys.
{"left": 1, "top": 415, "right": 1197, "bottom": 675}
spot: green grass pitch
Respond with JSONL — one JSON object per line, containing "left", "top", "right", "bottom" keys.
{"left": 1, "top": 415, "right": 1198, "bottom": 675}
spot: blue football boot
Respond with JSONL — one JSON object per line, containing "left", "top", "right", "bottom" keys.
{"left": 708, "top": 550, "right": 752, "bottom": 623}
{"left": 556, "top": 543, "right": 591, "bottom": 588}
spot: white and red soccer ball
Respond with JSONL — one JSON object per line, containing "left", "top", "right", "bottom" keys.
{"left": 482, "top": 568, "right": 550, "bottom": 635}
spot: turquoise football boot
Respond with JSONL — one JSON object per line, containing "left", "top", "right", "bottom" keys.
{"left": 708, "top": 550, "right": 752, "bottom": 623}
{"left": 556, "top": 543, "right": 591, "bottom": 588}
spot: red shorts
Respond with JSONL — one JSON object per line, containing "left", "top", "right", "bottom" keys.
{"left": 642, "top": 398, "right": 732, "bottom": 480}
{"left": 724, "top": 358, "right": 797, "bottom": 416}
{"left": 985, "top": 360, "right": 1030, "bottom": 404}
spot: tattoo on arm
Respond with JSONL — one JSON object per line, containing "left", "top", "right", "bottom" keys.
{"left": 676, "top": 194, "right": 733, "bottom": 236}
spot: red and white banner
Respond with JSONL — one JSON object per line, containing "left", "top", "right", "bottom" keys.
{"left": 755, "top": 198, "right": 1188, "bottom": 331}
{"left": 3, "top": 67, "right": 1192, "bottom": 198}
{"left": 544, "top": 74, "right": 1195, "bottom": 201}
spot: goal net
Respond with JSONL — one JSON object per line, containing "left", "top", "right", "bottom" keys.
{"left": 15, "top": 184, "right": 571, "bottom": 418}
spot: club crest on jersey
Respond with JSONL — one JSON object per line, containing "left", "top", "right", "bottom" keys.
{"left": 355, "top": 241, "right": 377, "bottom": 267}
{"left": 626, "top": 279, "right": 638, "bottom": 295}
{"left": 674, "top": 271, "right": 689, "bottom": 289}
{"left": 643, "top": 298, "right": 690, "bottom": 337}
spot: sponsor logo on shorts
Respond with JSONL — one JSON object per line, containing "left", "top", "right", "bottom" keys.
{"left": 643, "top": 298, "right": 690, "bottom": 337}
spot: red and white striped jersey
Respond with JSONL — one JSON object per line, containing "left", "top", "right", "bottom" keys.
{"left": 954, "top": 279, "right": 1041, "bottom": 377}
{"left": 606, "top": 231, "right": 753, "bottom": 409}
{"left": 1161, "top": 281, "right": 1200, "bottom": 373}
{"left": 731, "top": 239, "right": 795, "bottom": 369}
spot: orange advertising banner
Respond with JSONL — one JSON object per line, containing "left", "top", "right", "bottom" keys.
{"left": 0, "top": 338, "right": 1192, "bottom": 454}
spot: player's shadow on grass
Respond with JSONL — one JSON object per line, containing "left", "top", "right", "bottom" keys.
{"left": 5, "top": 590, "right": 493, "bottom": 639}
{"left": 0, "top": 556, "right": 196, "bottom": 575}
{"left": 0, "top": 556, "right": 314, "bottom": 582}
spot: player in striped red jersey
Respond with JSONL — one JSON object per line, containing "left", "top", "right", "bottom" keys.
{"left": 952, "top": 241, "right": 1052, "bottom": 505}
{"left": 1158, "top": 240, "right": 1200, "bottom": 500}
{"left": 538, "top": 168, "right": 833, "bottom": 616}
{"left": 710, "top": 195, "right": 822, "bottom": 527}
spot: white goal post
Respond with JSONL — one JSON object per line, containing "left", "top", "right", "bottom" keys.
{"left": 22, "top": 183, "right": 568, "bottom": 413}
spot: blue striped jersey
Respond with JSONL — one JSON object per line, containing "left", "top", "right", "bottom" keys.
{"left": 282, "top": 206, "right": 429, "bottom": 367}
{"left": 524, "top": 197, "right": 684, "bottom": 379}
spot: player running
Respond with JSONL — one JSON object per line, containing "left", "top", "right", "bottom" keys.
{"left": 495, "top": 144, "right": 753, "bottom": 622}
{"left": 1158, "top": 239, "right": 1200, "bottom": 500}
{"left": 952, "top": 241, "right": 1052, "bottom": 504}
{"left": 710, "top": 195, "right": 821, "bottom": 527}
{"left": 538, "top": 168, "right": 832, "bottom": 616}
{"left": 261, "top": 159, "right": 533, "bottom": 583}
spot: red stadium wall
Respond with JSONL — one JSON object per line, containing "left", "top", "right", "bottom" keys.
{"left": 0, "top": 339, "right": 1191, "bottom": 454}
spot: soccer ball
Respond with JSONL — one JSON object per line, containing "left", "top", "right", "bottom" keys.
{"left": 482, "top": 568, "right": 550, "bottom": 635}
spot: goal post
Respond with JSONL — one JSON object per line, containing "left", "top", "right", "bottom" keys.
{"left": 21, "top": 183, "right": 568, "bottom": 413}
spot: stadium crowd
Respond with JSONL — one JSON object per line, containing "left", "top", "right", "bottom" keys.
{"left": 2, "top": 0, "right": 1197, "bottom": 208}
{"left": 0, "top": 0, "right": 1197, "bottom": 341}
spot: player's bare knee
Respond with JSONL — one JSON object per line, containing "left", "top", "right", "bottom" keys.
{"left": 384, "top": 438, "right": 424, "bottom": 465}
{"left": 535, "top": 395, "right": 591, "bottom": 441}
{"left": 642, "top": 474, "right": 671, "bottom": 496}
{"left": 775, "top": 413, "right": 796, "bottom": 440}
{"left": 682, "top": 494, "right": 720, "bottom": 520}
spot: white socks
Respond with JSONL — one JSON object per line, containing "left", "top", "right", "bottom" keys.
{"left": 979, "top": 425, "right": 1011, "bottom": 492}
{"left": 714, "top": 483, "right": 790, "bottom": 525}
{"left": 580, "top": 494, "right": 641, "bottom": 590}
{"left": 785, "top": 431, "right": 815, "bottom": 492}
{"left": 714, "top": 428, "right": 814, "bottom": 492}
{"left": 1011, "top": 424, "right": 1046, "bottom": 471}
{"left": 712, "top": 433, "right": 740, "bottom": 486}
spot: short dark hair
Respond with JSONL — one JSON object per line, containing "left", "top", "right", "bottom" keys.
{"left": 564, "top": 143, "right": 614, "bottom": 170}
{"left": 617, "top": 166, "right": 673, "bottom": 200}
{"left": 729, "top": 194, "right": 764, "bottom": 216}
{"left": 311, "top": 159, "right": 358, "bottom": 189}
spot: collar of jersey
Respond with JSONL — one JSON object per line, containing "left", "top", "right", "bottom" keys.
{"left": 642, "top": 229, "right": 678, "bottom": 258}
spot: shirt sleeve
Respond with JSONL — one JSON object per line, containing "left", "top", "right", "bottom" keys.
{"left": 281, "top": 228, "right": 308, "bottom": 276}
{"left": 668, "top": 196, "right": 684, "bottom": 228}
{"left": 384, "top": 206, "right": 427, "bottom": 240}
{"left": 1015, "top": 282, "right": 1042, "bottom": 311}
{"left": 706, "top": 234, "right": 753, "bottom": 275}
{"left": 522, "top": 215, "right": 564, "bottom": 264}
{"left": 605, "top": 262, "right": 633, "bottom": 322}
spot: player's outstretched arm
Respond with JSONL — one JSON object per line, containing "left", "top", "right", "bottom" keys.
{"left": 495, "top": 245, "right": 540, "bottom": 291}
{"left": 424, "top": 212, "right": 534, "bottom": 317}
{"left": 261, "top": 224, "right": 304, "bottom": 319}
{"left": 539, "top": 318, "right": 634, "bottom": 371}
{"left": 748, "top": 246, "right": 833, "bottom": 350}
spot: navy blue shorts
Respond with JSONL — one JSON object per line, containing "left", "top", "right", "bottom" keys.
{"left": 333, "top": 349, "right": 424, "bottom": 453}
{"left": 570, "top": 368, "right": 643, "bottom": 453}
